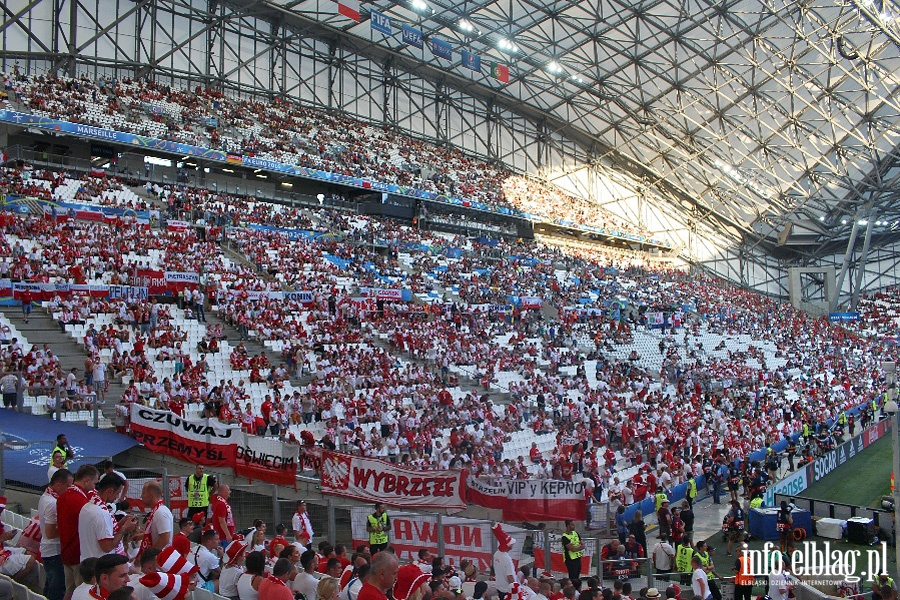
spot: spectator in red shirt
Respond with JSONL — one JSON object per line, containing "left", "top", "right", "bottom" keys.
{"left": 172, "top": 518, "right": 194, "bottom": 557}
{"left": 57, "top": 464, "right": 99, "bottom": 598}
{"left": 211, "top": 484, "right": 235, "bottom": 545}
{"left": 335, "top": 545, "right": 351, "bottom": 569}
{"left": 259, "top": 559, "right": 293, "bottom": 600}
{"left": 268, "top": 524, "right": 290, "bottom": 559}
{"left": 357, "top": 552, "right": 399, "bottom": 600}
{"left": 529, "top": 443, "right": 541, "bottom": 464}
{"left": 21, "top": 290, "right": 32, "bottom": 324}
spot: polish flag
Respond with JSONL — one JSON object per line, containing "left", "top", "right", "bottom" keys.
{"left": 338, "top": 0, "right": 360, "bottom": 21}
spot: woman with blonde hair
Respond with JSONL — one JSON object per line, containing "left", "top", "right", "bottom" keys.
{"left": 316, "top": 577, "right": 340, "bottom": 600}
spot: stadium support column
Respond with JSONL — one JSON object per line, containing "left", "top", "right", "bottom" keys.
{"left": 830, "top": 207, "right": 865, "bottom": 313}
{"left": 850, "top": 216, "right": 875, "bottom": 311}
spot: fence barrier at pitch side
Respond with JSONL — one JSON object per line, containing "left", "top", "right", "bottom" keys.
{"left": 774, "top": 493, "right": 892, "bottom": 527}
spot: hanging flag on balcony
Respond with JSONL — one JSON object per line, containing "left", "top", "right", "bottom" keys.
{"left": 461, "top": 50, "right": 481, "bottom": 72}
{"left": 337, "top": 0, "right": 360, "bottom": 22}
{"left": 432, "top": 37, "right": 453, "bottom": 60}
{"left": 491, "top": 62, "right": 510, "bottom": 84}
{"left": 402, "top": 24, "right": 423, "bottom": 48}
{"left": 370, "top": 10, "right": 391, "bottom": 35}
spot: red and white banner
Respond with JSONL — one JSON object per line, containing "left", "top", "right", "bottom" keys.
{"left": 2, "top": 280, "right": 108, "bottom": 302}
{"left": 519, "top": 296, "right": 543, "bottom": 309}
{"left": 131, "top": 405, "right": 239, "bottom": 467}
{"left": 466, "top": 477, "right": 587, "bottom": 521}
{"left": 130, "top": 406, "right": 298, "bottom": 484}
{"left": 360, "top": 288, "right": 403, "bottom": 301}
{"left": 863, "top": 419, "right": 889, "bottom": 448}
{"left": 131, "top": 268, "right": 167, "bottom": 295}
{"left": 167, "top": 220, "right": 191, "bottom": 232}
{"left": 320, "top": 451, "right": 466, "bottom": 510}
{"left": 337, "top": 0, "right": 361, "bottom": 22}
{"left": 234, "top": 435, "right": 299, "bottom": 486}
{"left": 300, "top": 446, "right": 323, "bottom": 472}
{"left": 131, "top": 406, "right": 299, "bottom": 485}
{"left": 349, "top": 507, "right": 526, "bottom": 570}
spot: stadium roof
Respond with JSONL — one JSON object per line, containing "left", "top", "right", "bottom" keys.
{"left": 240, "top": 0, "right": 900, "bottom": 257}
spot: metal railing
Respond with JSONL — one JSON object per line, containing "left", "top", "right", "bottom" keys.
{"left": 595, "top": 557, "right": 653, "bottom": 587}
{"left": 24, "top": 386, "right": 103, "bottom": 428}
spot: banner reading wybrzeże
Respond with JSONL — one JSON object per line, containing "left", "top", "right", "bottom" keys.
{"left": 130, "top": 405, "right": 299, "bottom": 485}
{"left": 466, "top": 476, "right": 587, "bottom": 521}
{"left": 320, "top": 451, "right": 466, "bottom": 510}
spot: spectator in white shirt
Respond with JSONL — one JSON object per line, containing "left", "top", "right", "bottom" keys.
{"left": 651, "top": 538, "right": 675, "bottom": 574}
{"left": 78, "top": 473, "right": 137, "bottom": 560}
{"left": 190, "top": 530, "right": 222, "bottom": 592}
{"left": 767, "top": 557, "right": 792, "bottom": 600}
{"left": 691, "top": 556, "right": 711, "bottom": 600}
{"left": 291, "top": 501, "right": 313, "bottom": 549}
{"left": 292, "top": 550, "right": 320, "bottom": 600}
{"left": 219, "top": 540, "right": 248, "bottom": 600}
{"left": 140, "top": 481, "right": 173, "bottom": 551}
{"left": 40, "top": 468, "right": 73, "bottom": 600}
{"left": 92, "top": 358, "right": 107, "bottom": 404}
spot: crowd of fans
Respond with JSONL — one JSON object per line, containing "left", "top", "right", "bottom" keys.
{"left": 3, "top": 69, "right": 661, "bottom": 242}
{"left": 0, "top": 66, "right": 895, "bottom": 600}
{"left": 0, "top": 159, "right": 891, "bottom": 506}
{"left": 7, "top": 463, "right": 693, "bottom": 600}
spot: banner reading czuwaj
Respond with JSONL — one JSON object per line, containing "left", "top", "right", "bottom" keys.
{"left": 130, "top": 405, "right": 298, "bottom": 485}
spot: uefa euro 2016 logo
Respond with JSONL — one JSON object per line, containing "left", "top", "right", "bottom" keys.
{"left": 744, "top": 542, "right": 890, "bottom": 583}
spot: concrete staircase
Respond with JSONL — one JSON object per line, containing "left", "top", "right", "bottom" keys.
{"left": 129, "top": 184, "right": 159, "bottom": 206}
{"left": 1, "top": 307, "right": 124, "bottom": 423}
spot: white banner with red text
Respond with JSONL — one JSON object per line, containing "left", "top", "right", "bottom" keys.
{"left": 166, "top": 220, "right": 191, "bottom": 231}
{"left": 225, "top": 289, "right": 316, "bottom": 304}
{"left": 0, "top": 280, "right": 115, "bottom": 305}
{"left": 466, "top": 476, "right": 587, "bottom": 521}
{"left": 349, "top": 507, "right": 526, "bottom": 570}
{"left": 164, "top": 271, "right": 200, "bottom": 291}
{"left": 130, "top": 405, "right": 298, "bottom": 485}
{"left": 359, "top": 288, "right": 404, "bottom": 301}
{"left": 320, "top": 451, "right": 466, "bottom": 510}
